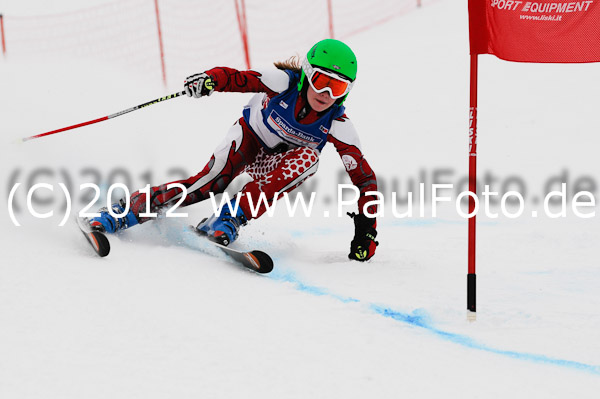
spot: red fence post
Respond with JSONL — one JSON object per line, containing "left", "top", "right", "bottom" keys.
{"left": 153, "top": 0, "right": 167, "bottom": 86}
{"left": 326, "top": 0, "right": 335, "bottom": 39}
{"left": 234, "top": 0, "right": 251, "bottom": 69}
{"left": 0, "top": 14, "right": 6, "bottom": 56}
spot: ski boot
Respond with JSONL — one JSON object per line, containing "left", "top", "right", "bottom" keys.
{"left": 196, "top": 201, "right": 248, "bottom": 246}
{"left": 86, "top": 199, "right": 139, "bottom": 234}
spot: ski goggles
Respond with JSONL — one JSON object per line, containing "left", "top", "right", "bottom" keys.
{"left": 303, "top": 59, "right": 353, "bottom": 99}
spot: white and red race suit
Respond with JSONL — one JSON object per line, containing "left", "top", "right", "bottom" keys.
{"left": 129, "top": 66, "right": 378, "bottom": 224}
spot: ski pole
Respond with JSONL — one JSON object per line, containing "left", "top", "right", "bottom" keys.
{"left": 21, "top": 91, "right": 186, "bottom": 142}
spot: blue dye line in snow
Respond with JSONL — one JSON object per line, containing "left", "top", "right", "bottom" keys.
{"left": 371, "top": 305, "right": 600, "bottom": 375}
{"left": 271, "top": 265, "right": 600, "bottom": 376}
{"left": 270, "top": 268, "right": 359, "bottom": 304}
{"left": 165, "top": 221, "right": 598, "bottom": 374}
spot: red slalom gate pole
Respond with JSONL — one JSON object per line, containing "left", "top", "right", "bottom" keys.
{"left": 467, "top": 54, "right": 478, "bottom": 317}
{"left": 21, "top": 91, "right": 185, "bottom": 142}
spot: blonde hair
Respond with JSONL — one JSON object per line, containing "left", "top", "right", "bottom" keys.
{"left": 273, "top": 55, "right": 301, "bottom": 73}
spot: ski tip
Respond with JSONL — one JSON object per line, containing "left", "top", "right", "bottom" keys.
{"left": 77, "top": 216, "right": 111, "bottom": 257}
{"left": 88, "top": 231, "right": 111, "bottom": 257}
{"left": 247, "top": 250, "right": 274, "bottom": 274}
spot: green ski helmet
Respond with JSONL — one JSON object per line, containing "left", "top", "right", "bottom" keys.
{"left": 298, "top": 38, "right": 357, "bottom": 105}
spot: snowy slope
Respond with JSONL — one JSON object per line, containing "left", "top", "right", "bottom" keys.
{"left": 1, "top": 0, "right": 600, "bottom": 398}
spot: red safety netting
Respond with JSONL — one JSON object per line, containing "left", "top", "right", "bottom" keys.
{"left": 2, "top": 0, "right": 160, "bottom": 75}
{"left": 1, "top": 0, "right": 428, "bottom": 85}
{"left": 160, "top": 0, "right": 245, "bottom": 78}
{"left": 332, "top": 0, "right": 425, "bottom": 39}
{"left": 245, "top": 0, "right": 330, "bottom": 67}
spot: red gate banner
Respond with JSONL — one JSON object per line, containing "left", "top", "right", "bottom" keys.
{"left": 469, "top": 0, "right": 600, "bottom": 62}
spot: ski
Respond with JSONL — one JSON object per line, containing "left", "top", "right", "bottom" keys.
{"left": 74, "top": 217, "right": 272, "bottom": 274}
{"left": 190, "top": 227, "right": 274, "bottom": 274}
{"left": 212, "top": 242, "right": 274, "bottom": 274}
{"left": 76, "top": 217, "right": 111, "bottom": 257}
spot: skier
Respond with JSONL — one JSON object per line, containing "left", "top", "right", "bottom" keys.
{"left": 85, "top": 39, "right": 379, "bottom": 261}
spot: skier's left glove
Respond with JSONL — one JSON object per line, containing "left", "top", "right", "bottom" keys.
{"left": 184, "top": 72, "right": 216, "bottom": 98}
{"left": 347, "top": 212, "right": 379, "bottom": 262}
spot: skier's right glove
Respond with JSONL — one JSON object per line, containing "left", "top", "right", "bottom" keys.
{"left": 184, "top": 72, "right": 216, "bottom": 98}
{"left": 347, "top": 212, "right": 379, "bottom": 262}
